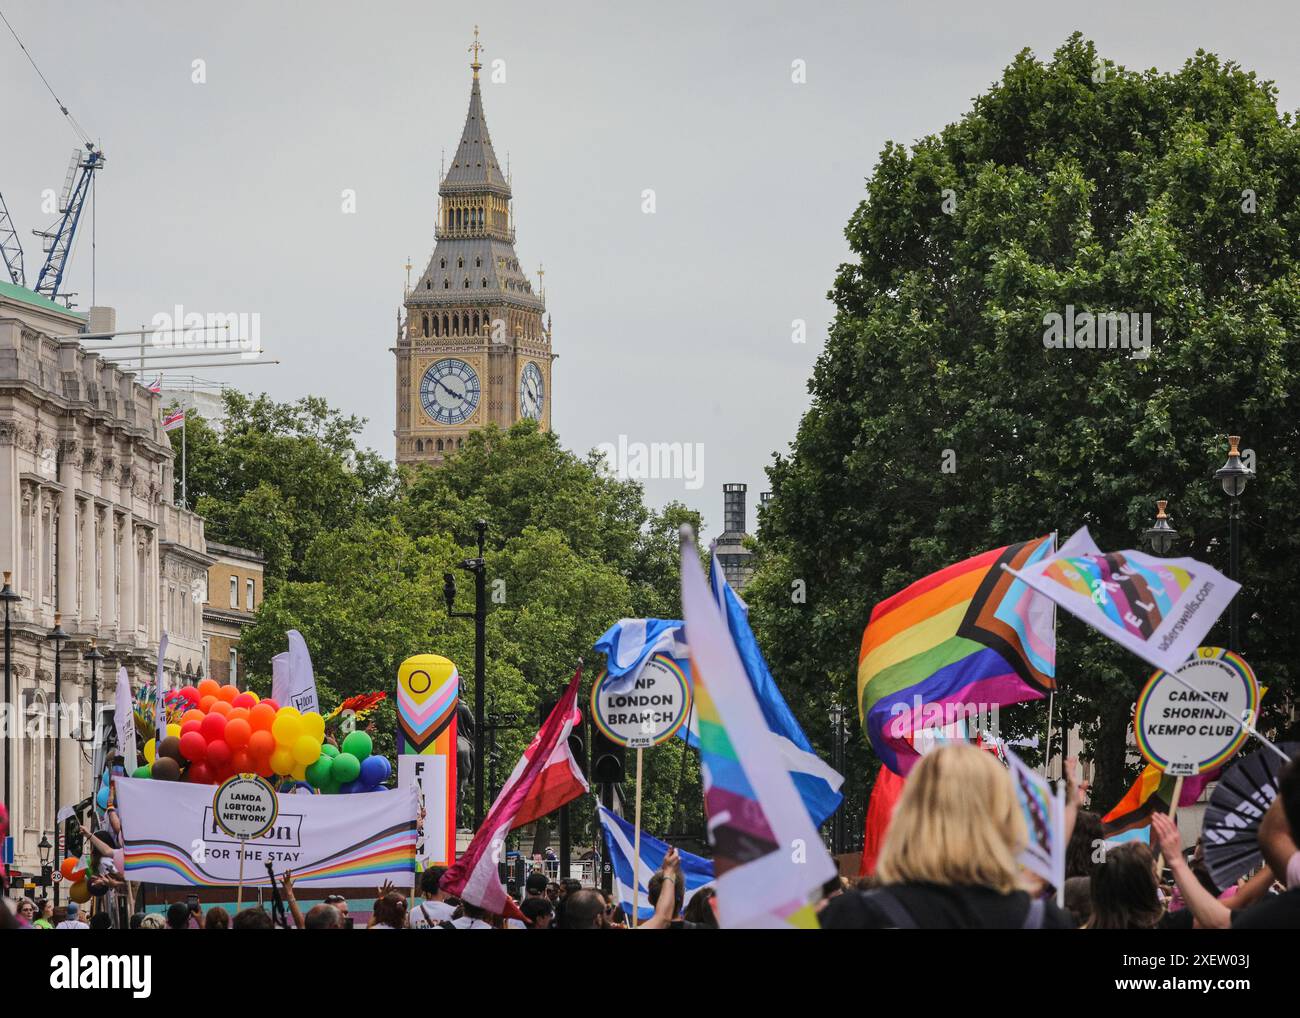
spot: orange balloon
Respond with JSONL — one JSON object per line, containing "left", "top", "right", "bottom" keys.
{"left": 225, "top": 717, "right": 252, "bottom": 749}
{"left": 181, "top": 708, "right": 205, "bottom": 727}
{"left": 60, "top": 857, "right": 80, "bottom": 879}
{"left": 217, "top": 684, "right": 238, "bottom": 704}
{"left": 199, "top": 695, "right": 218, "bottom": 713}
{"left": 249, "top": 702, "right": 276, "bottom": 732}
{"left": 248, "top": 729, "right": 275, "bottom": 760}
{"left": 197, "top": 678, "right": 220, "bottom": 699}
{"left": 227, "top": 706, "right": 250, "bottom": 723}
{"left": 209, "top": 700, "right": 233, "bottom": 718}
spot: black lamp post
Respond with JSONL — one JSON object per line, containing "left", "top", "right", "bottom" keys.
{"left": 1142, "top": 500, "right": 1180, "bottom": 556}
{"left": 828, "top": 703, "right": 845, "bottom": 856}
{"left": 1, "top": 571, "right": 20, "bottom": 819}
{"left": 38, "top": 833, "right": 52, "bottom": 891}
{"left": 47, "top": 613, "right": 68, "bottom": 909}
{"left": 1214, "top": 436, "right": 1254, "bottom": 651}
{"left": 444, "top": 519, "right": 488, "bottom": 828}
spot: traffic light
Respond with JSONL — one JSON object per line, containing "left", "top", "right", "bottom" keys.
{"left": 591, "top": 727, "right": 625, "bottom": 785}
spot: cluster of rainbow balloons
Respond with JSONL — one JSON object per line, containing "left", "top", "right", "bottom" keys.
{"left": 131, "top": 678, "right": 392, "bottom": 793}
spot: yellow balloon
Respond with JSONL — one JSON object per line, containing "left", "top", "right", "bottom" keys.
{"left": 69, "top": 879, "right": 91, "bottom": 905}
{"left": 301, "top": 712, "right": 325, "bottom": 742}
{"left": 290, "top": 763, "right": 307, "bottom": 782}
{"left": 143, "top": 738, "right": 156, "bottom": 764}
{"left": 292, "top": 734, "right": 321, "bottom": 766}
{"left": 269, "top": 746, "right": 295, "bottom": 775}
{"left": 165, "top": 723, "right": 181, "bottom": 738}
{"left": 271, "top": 710, "right": 303, "bottom": 746}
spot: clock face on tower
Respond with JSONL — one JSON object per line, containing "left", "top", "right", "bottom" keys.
{"left": 419, "top": 358, "right": 480, "bottom": 426}
{"left": 518, "top": 361, "right": 544, "bottom": 421}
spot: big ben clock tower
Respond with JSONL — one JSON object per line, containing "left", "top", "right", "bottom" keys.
{"left": 394, "top": 28, "right": 554, "bottom": 467}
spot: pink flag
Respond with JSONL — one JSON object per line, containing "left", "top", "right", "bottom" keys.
{"left": 441, "top": 668, "right": 586, "bottom": 918}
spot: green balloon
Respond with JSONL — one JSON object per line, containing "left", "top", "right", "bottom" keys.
{"left": 320, "top": 743, "right": 339, "bottom": 758}
{"left": 133, "top": 764, "right": 152, "bottom": 779}
{"left": 306, "top": 758, "right": 333, "bottom": 787}
{"left": 341, "top": 731, "right": 373, "bottom": 759}
{"left": 321, "top": 778, "right": 340, "bottom": 795}
{"left": 331, "top": 752, "right": 360, "bottom": 784}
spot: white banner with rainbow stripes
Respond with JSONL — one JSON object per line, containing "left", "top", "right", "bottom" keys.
{"left": 115, "top": 777, "right": 417, "bottom": 888}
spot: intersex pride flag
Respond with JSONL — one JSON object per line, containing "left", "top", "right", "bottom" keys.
{"left": 1006, "top": 526, "right": 1239, "bottom": 678}
{"left": 858, "top": 536, "right": 1058, "bottom": 775}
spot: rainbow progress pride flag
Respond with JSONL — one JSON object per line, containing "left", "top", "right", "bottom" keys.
{"left": 858, "top": 536, "right": 1057, "bottom": 775}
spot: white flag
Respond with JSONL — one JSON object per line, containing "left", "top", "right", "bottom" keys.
{"left": 272, "top": 630, "right": 319, "bottom": 714}
{"left": 114, "top": 666, "right": 137, "bottom": 771}
{"left": 1006, "top": 526, "right": 1239, "bottom": 677}
{"left": 154, "top": 632, "right": 169, "bottom": 744}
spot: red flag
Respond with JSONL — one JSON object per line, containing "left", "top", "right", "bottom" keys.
{"left": 859, "top": 766, "right": 905, "bottom": 877}
{"left": 441, "top": 668, "right": 588, "bottom": 917}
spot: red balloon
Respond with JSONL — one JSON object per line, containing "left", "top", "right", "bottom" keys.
{"left": 255, "top": 759, "right": 275, "bottom": 779}
{"left": 260, "top": 698, "right": 280, "bottom": 712}
{"left": 206, "top": 739, "right": 232, "bottom": 768}
{"left": 199, "top": 712, "right": 227, "bottom": 742}
{"left": 231, "top": 692, "right": 257, "bottom": 710}
{"left": 60, "top": 857, "right": 80, "bottom": 879}
{"left": 179, "top": 730, "right": 208, "bottom": 762}
{"left": 230, "top": 749, "right": 252, "bottom": 773}
{"left": 248, "top": 729, "right": 275, "bottom": 760}
{"left": 181, "top": 720, "right": 202, "bottom": 737}
{"left": 186, "top": 761, "right": 214, "bottom": 784}
{"left": 179, "top": 685, "right": 200, "bottom": 704}
{"left": 225, "top": 718, "right": 252, "bottom": 749}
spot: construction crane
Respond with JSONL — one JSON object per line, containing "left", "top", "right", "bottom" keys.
{"left": 1, "top": 9, "right": 104, "bottom": 305}
{"left": 0, "top": 189, "right": 24, "bottom": 287}
{"left": 31, "top": 141, "right": 105, "bottom": 302}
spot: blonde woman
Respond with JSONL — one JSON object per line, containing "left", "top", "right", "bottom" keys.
{"left": 821, "top": 744, "right": 1077, "bottom": 928}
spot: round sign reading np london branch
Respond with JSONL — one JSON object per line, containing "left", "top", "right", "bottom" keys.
{"left": 212, "top": 773, "right": 279, "bottom": 840}
{"left": 1134, "top": 647, "right": 1260, "bottom": 777}
{"left": 591, "top": 654, "right": 692, "bottom": 749}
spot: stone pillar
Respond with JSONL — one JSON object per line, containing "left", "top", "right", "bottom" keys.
{"left": 81, "top": 497, "right": 98, "bottom": 629}
{"left": 0, "top": 421, "right": 17, "bottom": 580}
{"left": 57, "top": 441, "right": 78, "bottom": 624}
{"left": 102, "top": 510, "right": 117, "bottom": 638}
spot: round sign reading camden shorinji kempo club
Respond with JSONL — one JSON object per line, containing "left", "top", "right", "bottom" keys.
{"left": 212, "top": 773, "right": 279, "bottom": 840}
{"left": 591, "top": 655, "right": 692, "bottom": 749}
{"left": 1134, "top": 648, "right": 1260, "bottom": 777}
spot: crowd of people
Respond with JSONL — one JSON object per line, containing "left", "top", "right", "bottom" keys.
{"left": 4, "top": 742, "right": 1297, "bottom": 930}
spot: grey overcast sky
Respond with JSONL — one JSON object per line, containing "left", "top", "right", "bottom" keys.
{"left": 4, "top": 1, "right": 1299, "bottom": 537}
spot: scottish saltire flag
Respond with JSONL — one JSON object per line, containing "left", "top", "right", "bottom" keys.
{"left": 858, "top": 535, "right": 1058, "bottom": 776}
{"left": 594, "top": 618, "right": 689, "bottom": 694}
{"left": 597, "top": 805, "right": 713, "bottom": 923}
{"left": 1007, "top": 526, "right": 1239, "bottom": 678}
{"left": 682, "top": 556, "right": 843, "bottom": 826}
{"left": 1007, "top": 747, "right": 1065, "bottom": 901}
{"left": 680, "top": 526, "right": 834, "bottom": 928}
{"left": 162, "top": 408, "right": 185, "bottom": 432}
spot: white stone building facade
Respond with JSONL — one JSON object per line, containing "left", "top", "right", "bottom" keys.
{"left": 0, "top": 281, "right": 212, "bottom": 882}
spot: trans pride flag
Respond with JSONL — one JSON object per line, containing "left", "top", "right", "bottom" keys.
{"left": 858, "top": 536, "right": 1057, "bottom": 775}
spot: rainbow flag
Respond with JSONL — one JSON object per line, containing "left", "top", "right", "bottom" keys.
{"left": 1102, "top": 764, "right": 1215, "bottom": 835}
{"left": 858, "top": 536, "right": 1057, "bottom": 775}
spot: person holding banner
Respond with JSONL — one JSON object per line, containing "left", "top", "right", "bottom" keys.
{"left": 820, "top": 745, "right": 1077, "bottom": 929}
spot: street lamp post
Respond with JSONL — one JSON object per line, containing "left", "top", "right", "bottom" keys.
{"left": 1214, "top": 436, "right": 1254, "bottom": 652}
{"left": 1, "top": 571, "right": 20, "bottom": 820}
{"left": 443, "top": 520, "right": 488, "bottom": 828}
{"left": 828, "top": 702, "right": 845, "bottom": 856}
{"left": 38, "top": 833, "right": 51, "bottom": 895}
{"left": 1142, "top": 500, "right": 1179, "bottom": 557}
{"left": 47, "top": 614, "right": 68, "bottom": 910}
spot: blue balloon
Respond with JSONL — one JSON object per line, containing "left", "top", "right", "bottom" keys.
{"left": 339, "top": 779, "right": 361, "bottom": 794}
{"left": 95, "top": 786, "right": 110, "bottom": 810}
{"left": 360, "top": 784, "right": 382, "bottom": 794}
{"left": 359, "top": 754, "right": 386, "bottom": 787}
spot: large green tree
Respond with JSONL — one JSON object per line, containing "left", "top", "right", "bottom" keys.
{"left": 749, "top": 35, "right": 1300, "bottom": 815}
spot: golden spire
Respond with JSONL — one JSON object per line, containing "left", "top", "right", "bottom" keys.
{"left": 404, "top": 258, "right": 412, "bottom": 296}
{"left": 469, "top": 25, "right": 484, "bottom": 79}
